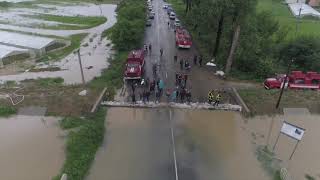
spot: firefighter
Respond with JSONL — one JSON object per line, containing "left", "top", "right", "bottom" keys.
{"left": 214, "top": 93, "right": 222, "bottom": 106}
{"left": 208, "top": 90, "right": 214, "bottom": 104}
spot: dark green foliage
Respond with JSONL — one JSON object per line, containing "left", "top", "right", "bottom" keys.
{"left": 54, "top": 108, "right": 106, "bottom": 180}
{"left": 305, "top": 174, "right": 316, "bottom": 180}
{"left": 59, "top": 117, "right": 87, "bottom": 130}
{"left": 279, "top": 36, "right": 320, "bottom": 71}
{"left": 36, "top": 77, "right": 64, "bottom": 87}
{"left": 0, "top": 106, "right": 16, "bottom": 117}
{"left": 109, "top": 0, "right": 146, "bottom": 50}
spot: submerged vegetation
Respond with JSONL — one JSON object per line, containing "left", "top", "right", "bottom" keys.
{"left": 0, "top": 105, "right": 16, "bottom": 117}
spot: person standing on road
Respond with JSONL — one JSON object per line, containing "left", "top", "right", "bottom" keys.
{"left": 193, "top": 55, "right": 197, "bottom": 65}
{"left": 159, "top": 79, "right": 164, "bottom": 94}
{"left": 146, "top": 90, "right": 150, "bottom": 102}
{"left": 166, "top": 88, "right": 171, "bottom": 102}
{"left": 177, "top": 74, "right": 182, "bottom": 86}
{"left": 214, "top": 93, "right": 222, "bottom": 106}
{"left": 175, "top": 72, "right": 179, "bottom": 85}
{"left": 199, "top": 55, "right": 203, "bottom": 67}
{"left": 186, "top": 89, "right": 191, "bottom": 103}
{"left": 184, "top": 74, "right": 188, "bottom": 86}
{"left": 174, "top": 55, "right": 177, "bottom": 63}
{"left": 149, "top": 44, "right": 152, "bottom": 52}
{"left": 167, "top": 21, "right": 170, "bottom": 27}
{"left": 171, "top": 90, "right": 177, "bottom": 102}
{"left": 179, "top": 59, "right": 184, "bottom": 70}
{"left": 180, "top": 88, "right": 186, "bottom": 102}
{"left": 131, "top": 93, "right": 136, "bottom": 104}
{"left": 160, "top": 48, "right": 163, "bottom": 56}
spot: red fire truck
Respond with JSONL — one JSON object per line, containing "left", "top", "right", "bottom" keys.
{"left": 264, "top": 71, "right": 320, "bottom": 90}
{"left": 124, "top": 49, "right": 145, "bottom": 80}
{"left": 175, "top": 27, "right": 192, "bottom": 49}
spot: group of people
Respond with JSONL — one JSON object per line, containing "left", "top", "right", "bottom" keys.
{"left": 208, "top": 89, "right": 222, "bottom": 106}
{"left": 174, "top": 54, "right": 203, "bottom": 71}
{"left": 131, "top": 78, "right": 165, "bottom": 103}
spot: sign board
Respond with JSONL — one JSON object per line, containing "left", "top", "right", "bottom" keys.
{"left": 280, "top": 121, "right": 305, "bottom": 141}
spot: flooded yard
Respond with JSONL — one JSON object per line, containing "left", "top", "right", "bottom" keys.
{"left": 0, "top": 115, "right": 65, "bottom": 180}
{"left": 0, "top": 3, "right": 117, "bottom": 84}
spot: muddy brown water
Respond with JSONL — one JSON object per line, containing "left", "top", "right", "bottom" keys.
{"left": 0, "top": 115, "right": 65, "bottom": 180}
{"left": 88, "top": 108, "right": 270, "bottom": 180}
{"left": 246, "top": 112, "right": 320, "bottom": 180}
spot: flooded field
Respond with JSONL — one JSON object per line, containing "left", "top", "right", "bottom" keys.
{"left": 0, "top": 3, "right": 117, "bottom": 84}
{"left": 0, "top": 115, "right": 65, "bottom": 180}
{"left": 246, "top": 109, "right": 320, "bottom": 180}
{"left": 88, "top": 108, "right": 271, "bottom": 180}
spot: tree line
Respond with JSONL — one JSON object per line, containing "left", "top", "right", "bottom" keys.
{"left": 174, "top": 0, "right": 320, "bottom": 79}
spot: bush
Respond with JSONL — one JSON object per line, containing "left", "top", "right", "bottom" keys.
{"left": 54, "top": 108, "right": 106, "bottom": 180}
{"left": 0, "top": 106, "right": 16, "bottom": 117}
{"left": 59, "top": 117, "right": 87, "bottom": 130}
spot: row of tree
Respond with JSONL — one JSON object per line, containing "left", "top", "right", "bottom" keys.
{"left": 177, "top": 0, "right": 320, "bottom": 79}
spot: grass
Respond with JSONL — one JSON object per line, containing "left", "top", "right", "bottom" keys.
{"left": 24, "top": 14, "right": 107, "bottom": 30}
{"left": 238, "top": 88, "right": 320, "bottom": 115}
{"left": 22, "top": 77, "right": 64, "bottom": 87}
{"left": 0, "top": 106, "right": 16, "bottom": 117}
{"left": 53, "top": 108, "right": 106, "bottom": 180}
{"left": 257, "top": 0, "right": 320, "bottom": 39}
{"left": 37, "top": 33, "right": 88, "bottom": 62}
{"left": 59, "top": 116, "right": 87, "bottom": 129}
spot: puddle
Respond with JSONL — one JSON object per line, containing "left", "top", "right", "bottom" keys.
{"left": 0, "top": 4, "right": 117, "bottom": 84}
{"left": 0, "top": 115, "right": 65, "bottom": 180}
{"left": 246, "top": 112, "right": 320, "bottom": 180}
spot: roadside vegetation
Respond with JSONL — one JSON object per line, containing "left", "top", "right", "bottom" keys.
{"left": 38, "top": 33, "right": 88, "bottom": 62}
{"left": 52, "top": 0, "right": 146, "bottom": 179}
{"left": 53, "top": 108, "right": 106, "bottom": 180}
{"left": 238, "top": 88, "right": 320, "bottom": 115}
{"left": 24, "top": 14, "right": 107, "bottom": 30}
{"left": 0, "top": 105, "right": 16, "bottom": 117}
{"left": 168, "top": 0, "right": 320, "bottom": 81}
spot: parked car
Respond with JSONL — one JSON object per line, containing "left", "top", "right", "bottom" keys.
{"left": 167, "top": 7, "right": 173, "bottom": 15}
{"left": 146, "top": 19, "right": 152, "bottom": 26}
{"left": 149, "top": 12, "right": 155, "bottom": 19}
{"left": 169, "top": 12, "right": 176, "bottom": 20}
{"left": 174, "top": 19, "right": 180, "bottom": 27}
{"left": 163, "top": 4, "right": 168, "bottom": 9}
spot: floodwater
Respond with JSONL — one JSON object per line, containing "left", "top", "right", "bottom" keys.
{"left": 246, "top": 109, "right": 320, "bottom": 180}
{"left": 87, "top": 108, "right": 270, "bottom": 180}
{"left": 0, "top": 115, "right": 65, "bottom": 180}
{"left": 0, "top": 4, "right": 117, "bottom": 84}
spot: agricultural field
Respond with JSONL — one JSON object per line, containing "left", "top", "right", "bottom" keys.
{"left": 257, "top": 0, "right": 320, "bottom": 39}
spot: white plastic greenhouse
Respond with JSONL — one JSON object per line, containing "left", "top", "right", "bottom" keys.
{"left": 0, "top": 31, "right": 57, "bottom": 56}
{"left": 0, "top": 44, "right": 30, "bottom": 67}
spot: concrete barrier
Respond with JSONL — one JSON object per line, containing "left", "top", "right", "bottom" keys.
{"left": 91, "top": 87, "right": 108, "bottom": 113}
{"left": 229, "top": 87, "right": 250, "bottom": 114}
{"left": 101, "top": 101, "right": 242, "bottom": 112}
{"left": 60, "top": 174, "right": 67, "bottom": 180}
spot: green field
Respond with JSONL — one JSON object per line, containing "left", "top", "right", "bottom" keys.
{"left": 257, "top": 0, "right": 320, "bottom": 39}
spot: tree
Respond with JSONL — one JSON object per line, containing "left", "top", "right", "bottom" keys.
{"left": 225, "top": 0, "right": 257, "bottom": 74}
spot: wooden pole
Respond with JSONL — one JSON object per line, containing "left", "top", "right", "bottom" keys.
{"left": 266, "top": 116, "right": 275, "bottom": 147}
{"left": 289, "top": 140, "right": 300, "bottom": 160}
{"left": 273, "top": 131, "right": 281, "bottom": 152}
{"left": 77, "top": 49, "right": 85, "bottom": 85}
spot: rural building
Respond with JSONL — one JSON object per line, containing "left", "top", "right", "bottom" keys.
{"left": 308, "top": 0, "right": 320, "bottom": 7}
{"left": 288, "top": 3, "right": 320, "bottom": 17}
{"left": 286, "top": 0, "right": 306, "bottom": 4}
{"left": 0, "top": 45, "right": 31, "bottom": 68}
{"left": 0, "top": 31, "right": 65, "bottom": 56}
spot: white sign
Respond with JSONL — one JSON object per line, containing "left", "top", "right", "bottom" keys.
{"left": 280, "top": 121, "right": 305, "bottom": 141}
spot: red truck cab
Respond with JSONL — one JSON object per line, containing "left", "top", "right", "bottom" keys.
{"left": 124, "top": 49, "right": 145, "bottom": 80}
{"left": 175, "top": 28, "right": 192, "bottom": 49}
{"left": 264, "top": 71, "right": 320, "bottom": 90}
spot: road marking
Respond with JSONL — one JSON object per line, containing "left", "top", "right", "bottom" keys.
{"left": 169, "top": 109, "right": 179, "bottom": 180}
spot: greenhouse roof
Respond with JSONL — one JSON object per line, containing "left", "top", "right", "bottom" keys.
{"left": 0, "top": 44, "right": 29, "bottom": 59}
{"left": 0, "top": 31, "right": 56, "bottom": 50}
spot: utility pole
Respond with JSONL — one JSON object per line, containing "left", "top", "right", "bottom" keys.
{"left": 77, "top": 49, "right": 86, "bottom": 85}
{"left": 275, "top": 59, "right": 294, "bottom": 109}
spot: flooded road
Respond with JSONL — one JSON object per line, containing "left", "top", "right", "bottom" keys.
{"left": 87, "top": 108, "right": 270, "bottom": 180}
{"left": 0, "top": 115, "right": 65, "bottom": 180}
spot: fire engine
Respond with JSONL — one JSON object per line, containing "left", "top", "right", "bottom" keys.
{"left": 264, "top": 71, "right": 320, "bottom": 90}
{"left": 124, "top": 49, "right": 145, "bottom": 80}
{"left": 175, "top": 27, "right": 192, "bottom": 49}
